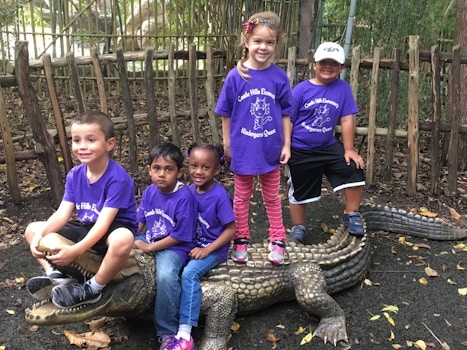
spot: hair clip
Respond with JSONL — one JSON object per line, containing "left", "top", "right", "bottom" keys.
{"left": 242, "top": 19, "right": 259, "bottom": 35}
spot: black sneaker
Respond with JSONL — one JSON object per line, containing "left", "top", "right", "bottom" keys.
{"left": 26, "top": 273, "right": 76, "bottom": 300}
{"left": 52, "top": 283, "right": 102, "bottom": 309}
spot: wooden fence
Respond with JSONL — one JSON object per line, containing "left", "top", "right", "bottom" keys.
{"left": 1, "top": 36, "right": 466, "bottom": 206}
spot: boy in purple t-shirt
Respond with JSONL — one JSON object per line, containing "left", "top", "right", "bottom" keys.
{"left": 25, "top": 110, "right": 137, "bottom": 308}
{"left": 288, "top": 42, "right": 366, "bottom": 242}
{"left": 133, "top": 142, "right": 197, "bottom": 350}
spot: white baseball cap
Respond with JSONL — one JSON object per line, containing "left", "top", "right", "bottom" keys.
{"left": 314, "top": 42, "right": 345, "bottom": 64}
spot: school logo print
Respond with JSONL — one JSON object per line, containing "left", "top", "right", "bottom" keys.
{"left": 250, "top": 97, "right": 272, "bottom": 130}
{"left": 311, "top": 104, "right": 331, "bottom": 127}
{"left": 81, "top": 212, "right": 96, "bottom": 223}
{"left": 147, "top": 217, "right": 167, "bottom": 242}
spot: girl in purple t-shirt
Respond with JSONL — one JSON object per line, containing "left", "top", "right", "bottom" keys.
{"left": 215, "top": 11, "right": 292, "bottom": 265}
{"left": 168, "top": 143, "right": 236, "bottom": 350}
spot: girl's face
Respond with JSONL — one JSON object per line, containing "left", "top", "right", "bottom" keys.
{"left": 189, "top": 148, "right": 221, "bottom": 193}
{"left": 312, "top": 59, "right": 343, "bottom": 85}
{"left": 148, "top": 157, "right": 183, "bottom": 193}
{"left": 244, "top": 25, "right": 277, "bottom": 70}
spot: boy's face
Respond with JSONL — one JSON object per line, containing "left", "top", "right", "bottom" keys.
{"left": 149, "top": 157, "right": 183, "bottom": 193}
{"left": 70, "top": 122, "right": 115, "bottom": 165}
{"left": 313, "top": 60, "right": 343, "bottom": 84}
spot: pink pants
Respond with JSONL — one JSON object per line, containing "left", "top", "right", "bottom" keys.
{"left": 233, "top": 167, "right": 286, "bottom": 242}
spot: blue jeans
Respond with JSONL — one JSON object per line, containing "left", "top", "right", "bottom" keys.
{"left": 154, "top": 248, "right": 184, "bottom": 336}
{"left": 179, "top": 253, "right": 220, "bottom": 326}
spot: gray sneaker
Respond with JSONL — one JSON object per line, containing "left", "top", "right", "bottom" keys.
{"left": 289, "top": 225, "right": 305, "bottom": 243}
{"left": 231, "top": 238, "right": 249, "bottom": 263}
{"left": 52, "top": 283, "right": 102, "bottom": 309}
{"left": 26, "top": 272, "right": 76, "bottom": 300}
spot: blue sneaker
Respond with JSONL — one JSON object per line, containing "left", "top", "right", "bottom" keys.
{"left": 289, "top": 225, "right": 305, "bottom": 243}
{"left": 342, "top": 212, "right": 365, "bottom": 236}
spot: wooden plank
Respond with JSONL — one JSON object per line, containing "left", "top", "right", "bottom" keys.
{"left": 447, "top": 45, "right": 460, "bottom": 193}
{"left": 205, "top": 45, "right": 220, "bottom": 144}
{"left": 15, "top": 41, "right": 63, "bottom": 206}
{"left": 43, "top": 53, "right": 73, "bottom": 173}
{"left": 116, "top": 48, "right": 137, "bottom": 173}
{"left": 66, "top": 51, "right": 86, "bottom": 114}
{"left": 189, "top": 43, "right": 200, "bottom": 142}
{"left": 144, "top": 48, "right": 159, "bottom": 148}
{"left": 168, "top": 42, "right": 179, "bottom": 146}
{"left": 366, "top": 47, "right": 380, "bottom": 185}
{"left": 90, "top": 47, "right": 108, "bottom": 114}
{"left": 383, "top": 48, "right": 400, "bottom": 182}
{"left": 0, "top": 87, "right": 22, "bottom": 204}
{"left": 350, "top": 45, "right": 361, "bottom": 103}
{"left": 430, "top": 45, "right": 441, "bottom": 194}
{"left": 406, "top": 36, "right": 420, "bottom": 196}
{"left": 287, "top": 47, "right": 296, "bottom": 88}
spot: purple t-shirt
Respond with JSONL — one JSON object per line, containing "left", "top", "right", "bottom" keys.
{"left": 291, "top": 78, "right": 358, "bottom": 150}
{"left": 215, "top": 65, "right": 293, "bottom": 175}
{"left": 189, "top": 183, "right": 235, "bottom": 263}
{"left": 137, "top": 183, "right": 197, "bottom": 263}
{"left": 63, "top": 159, "right": 137, "bottom": 233}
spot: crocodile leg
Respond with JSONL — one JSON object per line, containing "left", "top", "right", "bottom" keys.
{"left": 291, "top": 262, "right": 348, "bottom": 345}
{"left": 198, "top": 282, "right": 237, "bottom": 350}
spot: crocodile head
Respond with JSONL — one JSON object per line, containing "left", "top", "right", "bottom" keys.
{"left": 25, "top": 233, "right": 156, "bottom": 325}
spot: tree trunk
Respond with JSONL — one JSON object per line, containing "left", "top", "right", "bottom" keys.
{"left": 298, "top": 0, "right": 320, "bottom": 59}
{"left": 454, "top": 0, "right": 467, "bottom": 170}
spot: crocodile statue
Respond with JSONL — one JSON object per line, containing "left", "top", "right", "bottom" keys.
{"left": 24, "top": 204, "right": 467, "bottom": 349}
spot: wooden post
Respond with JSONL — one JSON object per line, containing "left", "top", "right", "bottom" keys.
{"left": 287, "top": 46, "right": 296, "bottom": 88}
{"left": 350, "top": 45, "right": 361, "bottom": 103}
{"left": 145, "top": 47, "right": 159, "bottom": 148}
{"left": 43, "top": 53, "right": 73, "bottom": 174}
{"left": 406, "top": 36, "right": 420, "bottom": 196}
{"left": 0, "top": 87, "right": 22, "bottom": 204}
{"left": 15, "top": 41, "right": 63, "bottom": 206}
{"left": 366, "top": 47, "right": 380, "bottom": 185}
{"left": 430, "top": 45, "right": 441, "bottom": 194}
{"left": 116, "top": 48, "right": 137, "bottom": 173}
{"left": 90, "top": 46, "right": 108, "bottom": 115}
{"left": 189, "top": 43, "right": 200, "bottom": 142}
{"left": 168, "top": 42, "right": 179, "bottom": 146}
{"left": 447, "top": 45, "right": 460, "bottom": 193}
{"left": 66, "top": 51, "right": 86, "bottom": 114}
{"left": 205, "top": 45, "right": 220, "bottom": 144}
{"left": 383, "top": 48, "right": 400, "bottom": 182}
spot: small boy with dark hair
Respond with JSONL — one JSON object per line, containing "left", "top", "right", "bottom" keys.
{"left": 25, "top": 110, "right": 137, "bottom": 308}
{"left": 133, "top": 142, "right": 198, "bottom": 350}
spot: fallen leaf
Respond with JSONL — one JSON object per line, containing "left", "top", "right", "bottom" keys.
{"left": 384, "top": 312, "right": 395, "bottom": 326}
{"left": 294, "top": 326, "right": 305, "bottom": 335}
{"left": 275, "top": 324, "right": 285, "bottom": 329}
{"left": 458, "top": 288, "right": 467, "bottom": 296}
{"left": 419, "top": 210, "right": 438, "bottom": 218}
{"left": 415, "top": 243, "right": 431, "bottom": 250}
{"left": 392, "top": 344, "right": 402, "bottom": 349}
{"left": 447, "top": 279, "right": 457, "bottom": 285}
{"left": 230, "top": 321, "right": 240, "bottom": 332}
{"left": 391, "top": 246, "right": 397, "bottom": 254}
{"left": 300, "top": 332, "right": 313, "bottom": 345}
{"left": 63, "top": 330, "right": 111, "bottom": 348}
{"left": 448, "top": 207, "right": 461, "bottom": 220}
{"left": 398, "top": 236, "right": 406, "bottom": 245}
{"left": 388, "top": 330, "right": 395, "bottom": 341}
{"left": 320, "top": 223, "right": 329, "bottom": 232}
{"left": 424, "top": 267, "right": 438, "bottom": 277}
{"left": 370, "top": 315, "right": 381, "bottom": 321}
{"left": 6, "top": 309, "right": 16, "bottom": 315}
{"left": 382, "top": 305, "right": 399, "bottom": 313}
{"left": 266, "top": 329, "right": 280, "bottom": 343}
{"left": 414, "top": 339, "right": 427, "bottom": 350}
{"left": 86, "top": 317, "right": 108, "bottom": 331}
{"left": 364, "top": 279, "right": 373, "bottom": 286}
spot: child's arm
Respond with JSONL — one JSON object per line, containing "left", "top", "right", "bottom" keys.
{"left": 48, "top": 207, "right": 119, "bottom": 266}
{"left": 189, "top": 221, "right": 236, "bottom": 260}
{"left": 280, "top": 115, "right": 292, "bottom": 164}
{"left": 340, "top": 115, "right": 364, "bottom": 169}
{"left": 29, "top": 200, "right": 75, "bottom": 258}
{"left": 134, "top": 235, "right": 181, "bottom": 254}
{"left": 221, "top": 116, "right": 232, "bottom": 162}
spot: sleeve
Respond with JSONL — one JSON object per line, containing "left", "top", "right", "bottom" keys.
{"left": 170, "top": 191, "right": 198, "bottom": 243}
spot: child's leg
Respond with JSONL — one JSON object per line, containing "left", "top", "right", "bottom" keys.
{"left": 344, "top": 186, "right": 364, "bottom": 213}
{"left": 94, "top": 227, "right": 134, "bottom": 285}
{"left": 259, "top": 167, "right": 286, "bottom": 242}
{"left": 233, "top": 173, "right": 254, "bottom": 240}
{"left": 178, "top": 254, "right": 219, "bottom": 339}
{"left": 154, "top": 249, "right": 184, "bottom": 337}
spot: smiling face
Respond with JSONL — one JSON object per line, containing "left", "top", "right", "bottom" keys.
{"left": 188, "top": 148, "right": 221, "bottom": 193}
{"left": 244, "top": 25, "right": 278, "bottom": 70}
{"left": 312, "top": 59, "right": 343, "bottom": 85}
{"left": 149, "top": 156, "right": 183, "bottom": 193}
{"left": 70, "top": 122, "right": 115, "bottom": 166}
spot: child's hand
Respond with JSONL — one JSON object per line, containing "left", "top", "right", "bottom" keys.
{"left": 279, "top": 145, "right": 291, "bottom": 164}
{"left": 47, "top": 245, "right": 78, "bottom": 266}
{"left": 133, "top": 240, "right": 151, "bottom": 253}
{"left": 344, "top": 149, "right": 365, "bottom": 169}
{"left": 29, "top": 235, "right": 45, "bottom": 258}
{"left": 189, "top": 247, "right": 209, "bottom": 260}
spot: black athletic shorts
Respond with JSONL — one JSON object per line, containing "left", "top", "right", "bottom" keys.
{"left": 287, "top": 142, "right": 365, "bottom": 204}
{"left": 58, "top": 220, "right": 134, "bottom": 255}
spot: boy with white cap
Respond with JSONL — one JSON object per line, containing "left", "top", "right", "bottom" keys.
{"left": 287, "top": 42, "right": 366, "bottom": 242}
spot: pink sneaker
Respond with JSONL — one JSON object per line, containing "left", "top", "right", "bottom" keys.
{"left": 268, "top": 240, "right": 286, "bottom": 265}
{"left": 166, "top": 336, "right": 194, "bottom": 350}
